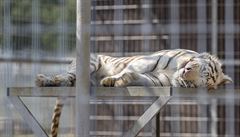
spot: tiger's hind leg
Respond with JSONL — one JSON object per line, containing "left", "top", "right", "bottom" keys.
{"left": 35, "top": 73, "right": 75, "bottom": 87}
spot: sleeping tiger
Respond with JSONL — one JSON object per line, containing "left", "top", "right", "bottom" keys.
{"left": 35, "top": 49, "right": 232, "bottom": 137}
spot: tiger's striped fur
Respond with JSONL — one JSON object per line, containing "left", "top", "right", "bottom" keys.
{"left": 35, "top": 49, "right": 232, "bottom": 137}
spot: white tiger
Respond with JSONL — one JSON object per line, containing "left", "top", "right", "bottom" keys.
{"left": 36, "top": 49, "right": 232, "bottom": 89}
{"left": 35, "top": 49, "right": 232, "bottom": 137}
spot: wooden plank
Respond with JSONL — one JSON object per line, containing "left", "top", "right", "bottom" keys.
{"left": 8, "top": 96, "right": 48, "bottom": 137}
{"left": 123, "top": 96, "right": 172, "bottom": 137}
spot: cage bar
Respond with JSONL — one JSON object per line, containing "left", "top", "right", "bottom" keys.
{"left": 76, "top": 0, "right": 91, "bottom": 136}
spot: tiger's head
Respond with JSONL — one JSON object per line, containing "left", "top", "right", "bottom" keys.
{"left": 172, "top": 53, "right": 232, "bottom": 90}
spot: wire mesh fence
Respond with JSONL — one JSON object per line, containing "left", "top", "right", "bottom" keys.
{"left": 0, "top": 0, "right": 240, "bottom": 136}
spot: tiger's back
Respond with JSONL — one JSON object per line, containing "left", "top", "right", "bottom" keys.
{"left": 87, "top": 49, "right": 199, "bottom": 86}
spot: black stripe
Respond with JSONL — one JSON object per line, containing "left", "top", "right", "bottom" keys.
{"left": 152, "top": 50, "right": 169, "bottom": 71}
{"left": 162, "top": 74, "right": 171, "bottom": 84}
{"left": 208, "top": 62, "right": 214, "bottom": 74}
{"left": 114, "top": 62, "right": 126, "bottom": 70}
{"left": 177, "top": 53, "right": 193, "bottom": 69}
{"left": 208, "top": 62, "right": 217, "bottom": 83}
{"left": 120, "top": 57, "right": 132, "bottom": 63}
{"left": 151, "top": 56, "right": 162, "bottom": 71}
{"left": 114, "top": 57, "right": 129, "bottom": 68}
{"left": 51, "top": 124, "right": 59, "bottom": 129}
{"left": 68, "top": 72, "right": 76, "bottom": 78}
{"left": 54, "top": 108, "right": 62, "bottom": 112}
{"left": 149, "top": 73, "right": 163, "bottom": 86}
{"left": 211, "top": 75, "right": 216, "bottom": 83}
{"left": 124, "top": 56, "right": 137, "bottom": 64}
{"left": 213, "top": 62, "right": 219, "bottom": 80}
{"left": 104, "top": 57, "right": 110, "bottom": 63}
{"left": 95, "top": 63, "right": 102, "bottom": 72}
{"left": 178, "top": 79, "right": 186, "bottom": 87}
{"left": 94, "top": 57, "right": 102, "bottom": 72}
{"left": 117, "top": 57, "right": 128, "bottom": 63}
{"left": 151, "top": 51, "right": 169, "bottom": 71}
{"left": 192, "top": 83, "right": 197, "bottom": 88}
{"left": 213, "top": 62, "right": 218, "bottom": 74}
{"left": 163, "top": 51, "right": 182, "bottom": 69}
{"left": 110, "top": 57, "right": 118, "bottom": 62}
{"left": 144, "top": 73, "right": 157, "bottom": 86}
{"left": 90, "top": 62, "right": 96, "bottom": 70}
{"left": 56, "top": 103, "right": 64, "bottom": 106}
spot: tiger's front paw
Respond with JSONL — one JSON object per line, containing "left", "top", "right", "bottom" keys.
{"left": 100, "top": 72, "right": 138, "bottom": 87}
{"left": 54, "top": 75, "right": 73, "bottom": 86}
{"left": 35, "top": 74, "right": 51, "bottom": 87}
{"left": 100, "top": 77, "right": 116, "bottom": 87}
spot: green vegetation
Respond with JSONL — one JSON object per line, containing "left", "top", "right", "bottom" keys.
{"left": 0, "top": 0, "right": 76, "bottom": 53}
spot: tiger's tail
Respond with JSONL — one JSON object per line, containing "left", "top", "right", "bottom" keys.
{"left": 51, "top": 97, "right": 66, "bottom": 137}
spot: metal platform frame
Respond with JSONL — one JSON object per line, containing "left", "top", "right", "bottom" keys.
{"left": 7, "top": 87, "right": 239, "bottom": 137}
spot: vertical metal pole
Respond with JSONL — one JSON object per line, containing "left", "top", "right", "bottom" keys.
{"left": 197, "top": 0, "right": 207, "bottom": 52}
{"left": 141, "top": 0, "right": 152, "bottom": 52}
{"left": 31, "top": 0, "right": 41, "bottom": 125}
{"left": 224, "top": 0, "right": 235, "bottom": 88}
{"left": 58, "top": 0, "right": 67, "bottom": 73}
{"left": 211, "top": 0, "right": 218, "bottom": 55}
{"left": 224, "top": 0, "right": 235, "bottom": 136}
{"left": 31, "top": 0, "right": 40, "bottom": 86}
{"left": 114, "top": 0, "right": 124, "bottom": 56}
{"left": 76, "top": 0, "right": 91, "bottom": 136}
{"left": 169, "top": 0, "right": 180, "bottom": 135}
{"left": 3, "top": 1, "right": 13, "bottom": 134}
{"left": 210, "top": 99, "right": 217, "bottom": 137}
{"left": 170, "top": 0, "right": 180, "bottom": 49}
{"left": 3, "top": 0, "right": 11, "bottom": 56}
{"left": 32, "top": 0, "right": 40, "bottom": 58}
{"left": 197, "top": 89, "right": 208, "bottom": 136}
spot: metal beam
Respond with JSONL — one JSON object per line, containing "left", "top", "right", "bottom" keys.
{"left": 7, "top": 87, "right": 170, "bottom": 97}
{"left": 0, "top": 57, "right": 72, "bottom": 64}
{"left": 7, "top": 87, "right": 240, "bottom": 98}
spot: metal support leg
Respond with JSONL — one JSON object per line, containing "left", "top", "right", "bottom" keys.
{"left": 123, "top": 96, "right": 172, "bottom": 137}
{"left": 8, "top": 97, "right": 48, "bottom": 137}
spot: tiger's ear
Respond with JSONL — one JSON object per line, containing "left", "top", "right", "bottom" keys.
{"left": 219, "top": 75, "right": 233, "bottom": 85}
